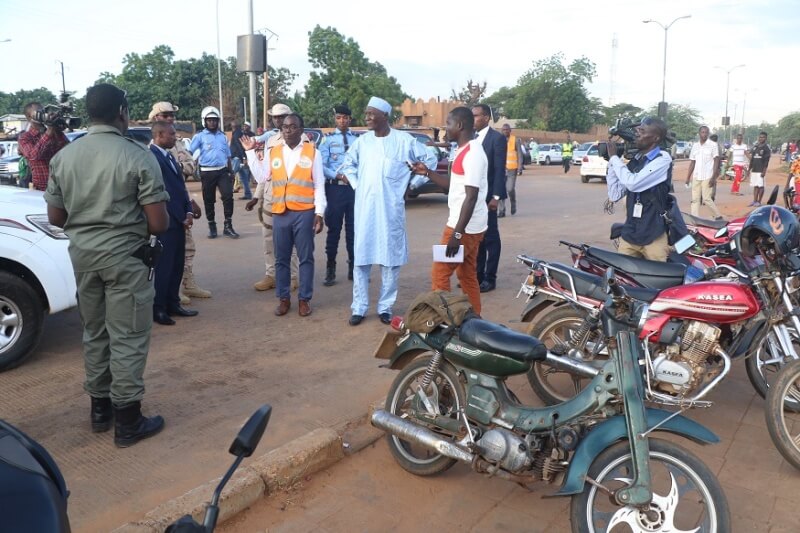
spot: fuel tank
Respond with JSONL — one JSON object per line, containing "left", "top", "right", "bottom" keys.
{"left": 647, "top": 280, "right": 759, "bottom": 324}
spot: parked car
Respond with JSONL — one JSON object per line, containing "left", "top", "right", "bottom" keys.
{"left": 537, "top": 144, "right": 563, "bottom": 165}
{"left": 572, "top": 142, "right": 593, "bottom": 166}
{"left": 673, "top": 141, "right": 690, "bottom": 159}
{"left": 0, "top": 140, "right": 19, "bottom": 158}
{"left": 580, "top": 143, "right": 609, "bottom": 183}
{"left": 405, "top": 132, "right": 449, "bottom": 199}
{"left": 0, "top": 186, "right": 77, "bottom": 371}
{"left": 0, "top": 155, "right": 20, "bottom": 185}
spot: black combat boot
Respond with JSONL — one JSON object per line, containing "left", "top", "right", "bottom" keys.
{"left": 324, "top": 260, "right": 336, "bottom": 286}
{"left": 91, "top": 396, "right": 113, "bottom": 433}
{"left": 347, "top": 260, "right": 354, "bottom": 281}
{"left": 208, "top": 221, "right": 218, "bottom": 239}
{"left": 223, "top": 219, "right": 239, "bottom": 239}
{"left": 114, "top": 401, "right": 165, "bottom": 448}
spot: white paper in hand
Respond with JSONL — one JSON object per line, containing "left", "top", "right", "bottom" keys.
{"left": 433, "top": 245, "right": 464, "bottom": 263}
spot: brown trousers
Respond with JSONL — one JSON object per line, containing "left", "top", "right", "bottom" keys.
{"left": 431, "top": 227, "right": 485, "bottom": 314}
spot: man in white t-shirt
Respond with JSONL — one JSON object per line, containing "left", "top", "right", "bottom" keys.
{"left": 412, "top": 107, "right": 488, "bottom": 314}
{"left": 729, "top": 133, "right": 749, "bottom": 196}
{"left": 685, "top": 125, "right": 722, "bottom": 219}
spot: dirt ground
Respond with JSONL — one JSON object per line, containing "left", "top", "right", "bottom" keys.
{"left": 1, "top": 155, "right": 793, "bottom": 531}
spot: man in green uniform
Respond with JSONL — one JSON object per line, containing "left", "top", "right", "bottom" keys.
{"left": 45, "top": 83, "right": 170, "bottom": 448}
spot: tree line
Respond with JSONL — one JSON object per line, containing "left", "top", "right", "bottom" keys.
{"left": 1, "top": 25, "right": 798, "bottom": 145}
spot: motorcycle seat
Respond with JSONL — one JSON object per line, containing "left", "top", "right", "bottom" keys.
{"left": 458, "top": 318, "right": 547, "bottom": 362}
{"left": 585, "top": 247, "right": 687, "bottom": 279}
{"left": 682, "top": 212, "right": 727, "bottom": 230}
{"left": 549, "top": 262, "right": 660, "bottom": 303}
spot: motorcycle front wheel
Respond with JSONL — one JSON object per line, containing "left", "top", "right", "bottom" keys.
{"left": 526, "top": 306, "right": 606, "bottom": 405}
{"left": 384, "top": 355, "right": 466, "bottom": 476}
{"left": 570, "top": 439, "right": 730, "bottom": 533}
{"left": 746, "top": 325, "right": 800, "bottom": 410}
{"left": 765, "top": 359, "right": 800, "bottom": 470}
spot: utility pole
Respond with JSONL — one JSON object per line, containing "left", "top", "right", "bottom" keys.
{"left": 257, "top": 28, "right": 278, "bottom": 129}
{"left": 715, "top": 64, "right": 745, "bottom": 143}
{"left": 58, "top": 61, "right": 66, "bottom": 95}
{"left": 643, "top": 15, "right": 691, "bottom": 119}
{"left": 247, "top": 0, "right": 257, "bottom": 129}
{"left": 215, "top": 0, "right": 224, "bottom": 129}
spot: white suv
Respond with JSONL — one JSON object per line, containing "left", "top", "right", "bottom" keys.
{"left": 0, "top": 186, "right": 77, "bottom": 370}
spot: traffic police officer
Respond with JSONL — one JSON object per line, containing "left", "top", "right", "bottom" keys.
{"left": 45, "top": 83, "right": 169, "bottom": 447}
{"left": 189, "top": 106, "right": 238, "bottom": 239}
{"left": 319, "top": 104, "right": 357, "bottom": 285}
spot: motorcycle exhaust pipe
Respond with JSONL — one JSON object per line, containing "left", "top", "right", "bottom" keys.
{"left": 545, "top": 351, "right": 600, "bottom": 378}
{"left": 371, "top": 409, "right": 475, "bottom": 463}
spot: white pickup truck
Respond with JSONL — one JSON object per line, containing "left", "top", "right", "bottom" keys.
{"left": 0, "top": 185, "right": 77, "bottom": 370}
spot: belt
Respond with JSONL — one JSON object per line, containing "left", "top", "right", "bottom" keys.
{"left": 200, "top": 166, "right": 226, "bottom": 172}
{"left": 326, "top": 179, "right": 348, "bottom": 186}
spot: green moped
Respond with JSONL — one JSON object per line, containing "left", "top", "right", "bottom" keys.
{"left": 372, "top": 271, "right": 730, "bottom": 532}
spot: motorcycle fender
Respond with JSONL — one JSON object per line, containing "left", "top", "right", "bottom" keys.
{"left": 379, "top": 332, "right": 430, "bottom": 370}
{"left": 549, "top": 408, "right": 719, "bottom": 497}
{"left": 520, "top": 293, "right": 563, "bottom": 324}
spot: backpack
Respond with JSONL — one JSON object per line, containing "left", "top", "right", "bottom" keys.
{"left": 404, "top": 291, "right": 474, "bottom": 333}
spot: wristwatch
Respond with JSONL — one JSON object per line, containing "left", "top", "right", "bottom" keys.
{"left": 453, "top": 232, "right": 463, "bottom": 240}
{"left": 492, "top": 195, "right": 500, "bottom": 201}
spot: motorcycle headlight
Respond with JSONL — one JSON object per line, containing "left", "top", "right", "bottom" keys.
{"left": 26, "top": 214, "right": 68, "bottom": 239}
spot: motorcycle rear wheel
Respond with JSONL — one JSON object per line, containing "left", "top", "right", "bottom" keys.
{"left": 384, "top": 355, "right": 466, "bottom": 476}
{"left": 765, "top": 359, "right": 800, "bottom": 470}
{"left": 570, "top": 439, "right": 730, "bottom": 533}
{"left": 526, "top": 306, "right": 605, "bottom": 405}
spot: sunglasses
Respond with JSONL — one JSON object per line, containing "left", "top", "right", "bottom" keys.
{"left": 158, "top": 112, "right": 175, "bottom": 118}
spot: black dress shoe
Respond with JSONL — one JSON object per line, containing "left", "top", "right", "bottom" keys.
{"left": 379, "top": 313, "right": 392, "bottom": 325}
{"left": 349, "top": 314, "right": 364, "bottom": 326}
{"left": 479, "top": 281, "right": 496, "bottom": 293}
{"left": 167, "top": 306, "right": 199, "bottom": 317}
{"left": 153, "top": 310, "right": 175, "bottom": 325}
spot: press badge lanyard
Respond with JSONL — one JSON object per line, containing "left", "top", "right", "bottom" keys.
{"left": 633, "top": 194, "right": 643, "bottom": 218}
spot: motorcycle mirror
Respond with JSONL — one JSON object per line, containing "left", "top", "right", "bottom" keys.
{"left": 715, "top": 226, "right": 728, "bottom": 239}
{"left": 229, "top": 404, "right": 272, "bottom": 458}
{"left": 767, "top": 185, "right": 779, "bottom": 206}
{"left": 674, "top": 234, "right": 697, "bottom": 255}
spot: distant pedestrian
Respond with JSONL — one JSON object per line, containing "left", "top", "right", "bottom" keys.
{"left": 749, "top": 131, "right": 771, "bottom": 207}
{"left": 730, "top": 133, "right": 749, "bottom": 196}
{"left": 189, "top": 106, "right": 238, "bottom": 239}
{"left": 18, "top": 101, "right": 68, "bottom": 191}
{"left": 685, "top": 126, "right": 723, "bottom": 220}
{"left": 709, "top": 134, "right": 724, "bottom": 201}
{"left": 498, "top": 123, "right": 523, "bottom": 217}
{"left": 339, "top": 96, "right": 437, "bottom": 326}
{"left": 230, "top": 121, "right": 255, "bottom": 200}
{"left": 561, "top": 135, "right": 573, "bottom": 173}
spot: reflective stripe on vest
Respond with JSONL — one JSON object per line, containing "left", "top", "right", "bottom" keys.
{"left": 506, "top": 135, "right": 518, "bottom": 170}
{"left": 562, "top": 143, "right": 573, "bottom": 156}
{"left": 270, "top": 143, "right": 316, "bottom": 214}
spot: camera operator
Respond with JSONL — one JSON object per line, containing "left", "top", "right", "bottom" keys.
{"left": 18, "top": 101, "right": 68, "bottom": 191}
{"left": 606, "top": 117, "right": 673, "bottom": 261}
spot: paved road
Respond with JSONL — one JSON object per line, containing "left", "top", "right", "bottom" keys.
{"left": 1, "top": 158, "right": 789, "bottom": 531}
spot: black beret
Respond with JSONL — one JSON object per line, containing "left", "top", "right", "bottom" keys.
{"left": 333, "top": 104, "right": 352, "bottom": 116}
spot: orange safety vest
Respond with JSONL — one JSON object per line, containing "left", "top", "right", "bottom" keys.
{"left": 270, "top": 142, "right": 316, "bottom": 214}
{"left": 506, "top": 135, "right": 518, "bottom": 170}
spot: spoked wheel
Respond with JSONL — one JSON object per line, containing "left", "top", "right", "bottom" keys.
{"left": 765, "top": 359, "right": 800, "bottom": 470}
{"left": 746, "top": 325, "right": 800, "bottom": 410}
{"left": 384, "top": 355, "right": 466, "bottom": 476}
{"left": 526, "top": 306, "right": 607, "bottom": 405}
{"left": 570, "top": 439, "right": 730, "bottom": 533}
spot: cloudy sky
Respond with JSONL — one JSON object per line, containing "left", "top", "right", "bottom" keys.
{"left": 2, "top": 0, "right": 797, "bottom": 127}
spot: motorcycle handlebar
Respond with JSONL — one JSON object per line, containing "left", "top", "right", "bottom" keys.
{"left": 606, "top": 272, "right": 626, "bottom": 298}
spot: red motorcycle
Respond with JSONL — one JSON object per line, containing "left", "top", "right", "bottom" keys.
{"left": 516, "top": 207, "right": 800, "bottom": 407}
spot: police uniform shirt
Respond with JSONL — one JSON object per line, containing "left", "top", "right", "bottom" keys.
{"left": 189, "top": 129, "right": 231, "bottom": 168}
{"left": 320, "top": 129, "right": 357, "bottom": 180}
{"left": 45, "top": 125, "right": 169, "bottom": 272}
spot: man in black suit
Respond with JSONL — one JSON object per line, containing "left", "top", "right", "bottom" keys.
{"left": 471, "top": 104, "right": 507, "bottom": 293}
{"left": 150, "top": 121, "right": 199, "bottom": 325}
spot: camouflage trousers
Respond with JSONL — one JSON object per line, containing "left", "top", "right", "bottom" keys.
{"left": 184, "top": 226, "right": 196, "bottom": 278}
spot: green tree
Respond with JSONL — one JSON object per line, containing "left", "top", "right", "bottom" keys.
{"left": 299, "top": 26, "right": 409, "bottom": 127}
{"left": 775, "top": 112, "right": 800, "bottom": 146}
{"left": 482, "top": 54, "right": 598, "bottom": 133}
{"left": 602, "top": 102, "right": 643, "bottom": 126}
{"left": 0, "top": 88, "right": 58, "bottom": 117}
{"left": 645, "top": 103, "right": 703, "bottom": 140}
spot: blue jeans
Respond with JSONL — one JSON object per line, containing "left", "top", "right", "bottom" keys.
{"left": 272, "top": 209, "right": 315, "bottom": 300}
{"left": 236, "top": 161, "right": 252, "bottom": 198}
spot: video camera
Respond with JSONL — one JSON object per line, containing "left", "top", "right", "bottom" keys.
{"left": 599, "top": 116, "right": 676, "bottom": 161}
{"left": 33, "top": 92, "right": 81, "bottom": 130}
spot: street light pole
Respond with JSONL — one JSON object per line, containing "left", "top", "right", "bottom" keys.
{"left": 643, "top": 15, "right": 691, "bottom": 119}
{"left": 715, "top": 64, "right": 745, "bottom": 143}
{"left": 215, "top": 0, "right": 224, "bottom": 129}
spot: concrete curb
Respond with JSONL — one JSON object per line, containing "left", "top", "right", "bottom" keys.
{"left": 112, "top": 399, "right": 385, "bottom": 532}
